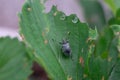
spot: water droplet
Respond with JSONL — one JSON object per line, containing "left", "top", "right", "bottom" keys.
{"left": 60, "top": 14, "right": 66, "bottom": 20}
{"left": 72, "top": 16, "right": 78, "bottom": 23}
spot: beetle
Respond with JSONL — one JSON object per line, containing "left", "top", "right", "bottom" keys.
{"left": 52, "top": 32, "right": 73, "bottom": 60}
{"left": 59, "top": 39, "right": 73, "bottom": 60}
{"left": 59, "top": 32, "right": 73, "bottom": 60}
{"left": 59, "top": 39, "right": 71, "bottom": 56}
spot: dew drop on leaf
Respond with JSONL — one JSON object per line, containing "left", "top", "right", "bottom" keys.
{"left": 72, "top": 16, "right": 78, "bottom": 23}
{"left": 60, "top": 14, "right": 66, "bottom": 20}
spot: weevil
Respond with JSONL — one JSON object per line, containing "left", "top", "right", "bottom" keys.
{"left": 52, "top": 32, "right": 73, "bottom": 60}
{"left": 59, "top": 32, "right": 73, "bottom": 60}
{"left": 59, "top": 39, "right": 72, "bottom": 57}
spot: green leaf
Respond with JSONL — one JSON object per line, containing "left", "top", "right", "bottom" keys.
{"left": 105, "top": 0, "right": 120, "bottom": 14}
{"left": 0, "top": 37, "right": 32, "bottom": 80}
{"left": 110, "top": 25, "right": 120, "bottom": 33}
{"left": 89, "top": 27, "right": 98, "bottom": 40}
{"left": 88, "top": 27, "right": 119, "bottom": 80}
{"left": 19, "top": 0, "right": 89, "bottom": 79}
{"left": 118, "top": 37, "right": 120, "bottom": 53}
{"left": 95, "top": 27, "right": 115, "bottom": 57}
{"left": 109, "top": 60, "right": 120, "bottom": 80}
{"left": 88, "top": 56, "right": 108, "bottom": 80}
{"left": 108, "top": 9, "right": 120, "bottom": 25}
{"left": 107, "top": 25, "right": 120, "bottom": 80}
{"left": 110, "top": 25, "right": 120, "bottom": 53}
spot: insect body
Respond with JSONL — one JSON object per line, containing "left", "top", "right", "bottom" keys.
{"left": 59, "top": 39, "right": 72, "bottom": 57}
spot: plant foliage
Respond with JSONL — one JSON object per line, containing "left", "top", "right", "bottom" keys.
{"left": 19, "top": 0, "right": 120, "bottom": 80}
{"left": 0, "top": 37, "right": 32, "bottom": 80}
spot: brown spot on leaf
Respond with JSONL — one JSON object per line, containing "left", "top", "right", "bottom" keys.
{"left": 79, "top": 57, "right": 84, "bottom": 67}
{"left": 86, "top": 37, "right": 92, "bottom": 43}
{"left": 45, "top": 27, "right": 49, "bottom": 33}
{"left": 20, "top": 34, "right": 25, "bottom": 40}
{"left": 101, "top": 76, "right": 104, "bottom": 80}
{"left": 44, "top": 40, "right": 48, "bottom": 44}
{"left": 108, "top": 57, "right": 112, "bottom": 62}
{"left": 83, "top": 74, "right": 87, "bottom": 78}
{"left": 116, "top": 32, "right": 120, "bottom": 35}
{"left": 42, "top": 32, "right": 45, "bottom": 37}
{"left": 27, "top": 7, "right": 31, "bottom": 11}
{"left": 67, "top": 76, "right": 72, "bottom": 80}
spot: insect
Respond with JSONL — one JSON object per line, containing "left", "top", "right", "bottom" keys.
{"left": 59, "top": 39, "right": 72, "bottom": 57}
{"left": 59, "top": 32, "right": 73, "bottom": 60}
{"left": 52, "top": 32, "right": 73, "bottom": 60}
